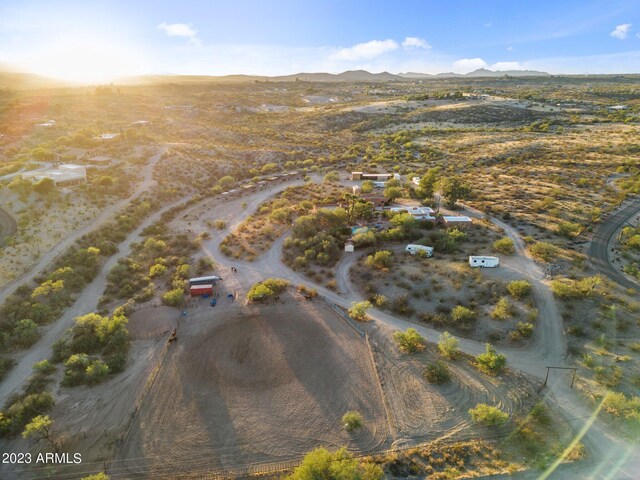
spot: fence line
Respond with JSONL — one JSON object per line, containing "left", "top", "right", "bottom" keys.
{"left": 108, "top": 329, "right": 174, "bottom": 475}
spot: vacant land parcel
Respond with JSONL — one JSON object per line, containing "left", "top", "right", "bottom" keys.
{"left": 118, "top": 297, "right": 389, "bottom": 476}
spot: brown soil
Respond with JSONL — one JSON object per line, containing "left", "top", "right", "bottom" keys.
{"left": 116, "top": 296, "right": 389, "bottom": 477}
{"left": 127, "top": 305, "right": 178, "bottom": 339}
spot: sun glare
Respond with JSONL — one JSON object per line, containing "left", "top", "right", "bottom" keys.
{"left": 29, "top": 42, "right": 138, "bottom": 84}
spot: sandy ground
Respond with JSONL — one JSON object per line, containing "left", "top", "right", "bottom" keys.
{"left": 365, "top": 322, "right": 537, "bottom": 448}
{"left": 0, "top": 147, "right": 165, "bottom": 304}
{"left": 115, "top": 296, "right": 389, "bottom": 477}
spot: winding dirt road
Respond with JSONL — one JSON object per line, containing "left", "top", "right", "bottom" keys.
{"left": 0, "top": 148, "right": 166, "bottom": 306}
{"left": 588, "top": 198, "right": 640, "bottom": 292}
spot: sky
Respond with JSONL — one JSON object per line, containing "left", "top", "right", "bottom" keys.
{"left": 0, "top": 0, "right": 639, "bottom": 82}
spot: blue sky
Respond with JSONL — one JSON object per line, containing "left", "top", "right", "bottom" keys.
{"left": 0, "top": 0, "right": 639, "bottom": 81}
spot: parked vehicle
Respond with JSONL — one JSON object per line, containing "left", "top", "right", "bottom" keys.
{"left": 468, "top": 255, "right": 499, "bottom": 268}
{"left": 405, "top": 244, "right": 434, "bottom": 257}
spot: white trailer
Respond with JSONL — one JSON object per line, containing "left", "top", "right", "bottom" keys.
{"left": 405, "top": 244, "right": 434, "bottom": 257}
{"left": 468, "top": 256, "right": 499, "bottom": 268}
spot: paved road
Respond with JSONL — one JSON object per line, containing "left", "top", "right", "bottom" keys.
{"left": 0, "top": 148, "right": 165, "bottom": 306}
{"left": 0, "top": 206, "right": 16, "bottom": 248}
{"left": 588, "top": 198, "right": 640, "bottom": 292}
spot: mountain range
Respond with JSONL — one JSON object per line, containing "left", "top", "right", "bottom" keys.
{"left": 0, "top": 67, "right": 553, "bottom": 89}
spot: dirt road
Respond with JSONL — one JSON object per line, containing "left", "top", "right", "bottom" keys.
{"left": 588, "top": 198, "right": 640, "bottom": 292}
{"left": 0, "top": 148, "right": 166, "bottom": 306}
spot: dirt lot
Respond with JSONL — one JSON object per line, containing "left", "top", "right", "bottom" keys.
{"left": 116, "top": 295, "right": 389, "bottom": 477}
{"left": 365, "top": 321, "right": 538, "bottom": 447}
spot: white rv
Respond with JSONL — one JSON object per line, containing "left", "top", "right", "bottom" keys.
{"left": 405, "top": 244, "right": 434, "bottom": 257}
{"left": 468, "top": 256, "right": 499, "bottom": 268}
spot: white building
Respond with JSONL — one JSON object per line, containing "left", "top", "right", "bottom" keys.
{"left": 390, "top": 206, "right": 436, "bottom": 221}
{"left": 22, "top": 164, "right": 87, "bottom": 187}
{"left": 441, "top": 215, "right": 473, "bottom": 228}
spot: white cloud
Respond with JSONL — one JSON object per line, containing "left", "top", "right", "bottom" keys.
{"left": 506, "top": 46, "right": 514, "bottom": 51}
{"left": 610, "top": 23, "right": 631, "bottom": 39}
{"left": 452, "top": 57, "right": 487, "bottom": 73}
{"left": 158, "top": 22, "right": 200, "bottom": 45}
{"left": 402, "top": 37, "right": 430, "bottom": 49}
{"left": 330, "top": 39, "right": 398, "bottom": 61}
{"left": 484, "top": 22, "right": 493, "bottom": 28}
{"left": 491, "top": 61, "right": 523, "bottom": 71}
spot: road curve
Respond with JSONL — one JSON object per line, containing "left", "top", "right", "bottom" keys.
{"left": 588, "top": 198, "right": 640, "bottom": 292}
{"left": 0, "top": 206, "right": 17, "bottom": 248}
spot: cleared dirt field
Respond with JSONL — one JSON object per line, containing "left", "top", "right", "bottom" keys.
{"left": 117, "top": 296, "right": 389, "bottom": 477}
{"left": 366, "top": 322, "right": 538, "bottom": 447}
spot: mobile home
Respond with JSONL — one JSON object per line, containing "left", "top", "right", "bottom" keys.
{"left": 468, "top": 256, "right": 499, "bottom": 268}
{"left": 189, "top": 275, "right": 221, "bottom": 286}
{"left": 405, "top": 244, "right": 434, "bottom": 257}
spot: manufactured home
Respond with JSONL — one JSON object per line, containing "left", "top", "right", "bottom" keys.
{"left": 405, "top": 244, "right": 434, "bottom": 257}
{"left": 189, "top": 275, "right": 221, "bottom": 286}
{"left": 468, "top": 256, "right": 499, "bottom": 268}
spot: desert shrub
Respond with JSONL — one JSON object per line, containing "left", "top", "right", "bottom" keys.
{"left": 530, "top": 241, "right": 558, "bottom": 261}
{"left": 162, "top": 288, "right": 185, "bottom": 307}
{"left": 491, "top": 297, "right": 513, "bottom": 320}
{"left": 510, "top": 322, "right": 535, "bottom": 341}
{"left": 393, "top": 328, "right": 426, "bottom": 354}
{"left": 297, "top": 285, "right": 318, "bottom": 298}
{"left": 0, "top": 392, "right": 55, "bottom": 437}
{"left": 366, "top": 250, "right": 392, "bottom": 270}
{"left": 493, "top": 237, "right": 515, "bottom": 254}
{"left": 348, "top": 301, "right": 372, "bottom": 321}
{"left": 33, "top": 360, "right": 55, "bottom": 375}
{"left": 0, "top": 357, "right": 16, "bottom": 381}
{"left": 342, "top": 411, "right": 363, "bottom": 432}
{"left": 438, "top": 331, "right": 460, "bottom": 359}
{"left": 507, "top": 280, "right": 532, "bottom": 299}
{"left": 246, "top": 278, "right": 289, "bottom": 302}
{"left": 323, "top": 171, "right": 340, "bottom": 183}
{"left": 11, "top": 319, "right": 40, "bottom": 348}
{"left": 469, "top": 404, "right": 509, "bottom": 426}
{"left": 424, "top": 361, "right": 450, "bottom": 384}
{"left": 550, "top": 276, "right": 601, "bottom": 299}
{"left": 451, "top": 305, "right": 476, "bottom": 325}
{"left": 287, "top": 447, "right": 383, "bottom": 480}
{"left": 475, "top": 343, "right": 507, "bottom": 375}
{"left": 556, "top": 221, "right": 581, "bottom": 238}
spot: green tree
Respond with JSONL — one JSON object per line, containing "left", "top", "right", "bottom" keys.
{"left": 342, "top": 411, "right": 363, "bottom": 432}
{"left": 439, "top": 176, "right": 472, "bottom": 208}
{"left": 417, "top": 167, "right": 439, "bottom": 199}
{"left": 287, "top": 447, "right": 383, "bottom": 480}
{"left": 383, "top": 185, "right": 403, "bottom": 201}
{"left": 323, "top": 171, "right": 340, "bottom": 183}
{"left": 476, "top": 344, "right": 507, "bottom": 375}
{"left": 438, "top": 331, "right": 460, "bottom": 359}
{"left": 365, "top": 250, "right": 392, "bottom": 270}
{"left": 424, "top": 361, "right": 450, "bottom": 384}
{"left": 361, "top": 180, "right": 374, "bottom": 193}
{"left": 162, "top": 288, "right": 185, "bottom": 307}
{"left": 97, "top": 175, "right": 114, "bottom": 191}
{"left": 469, "top": 404, "right": 509, "bottom": 426}
{"left": 348, "top": 301, "right": 372, "bottom": 321}
{"left": 22, "top": 415, "right": 60, "bottom": 452}
{"left": 12, "top": 319, "right": 39, "bottom": 348}
{"left": 393, "top": 328, "right": 426, "bottom": 354}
